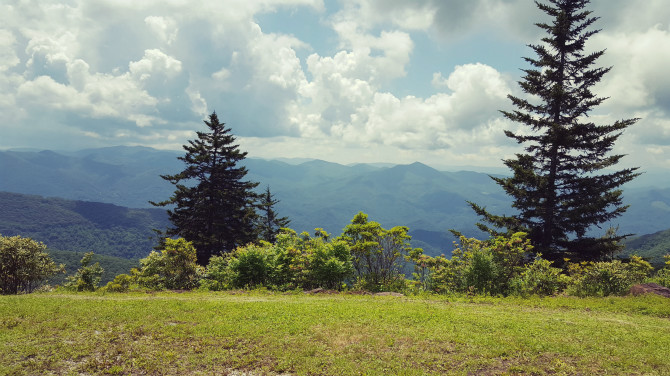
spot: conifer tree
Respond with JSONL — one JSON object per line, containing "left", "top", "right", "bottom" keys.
{"left": 470, "top": 0, "right": 639, "bottom": 262}
{"left": 257, "top": 186, "right": 290, "bottom": 243}
{"left": 151, "top": 112, "right": 259, "bottom": 265}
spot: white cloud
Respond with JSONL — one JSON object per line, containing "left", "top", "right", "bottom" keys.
{"left": 286, "top": 62, "right": 513, "bottom": 151}
{"left": 334, "top": 0, "right": 436, "bottom": 31}
{"left": 144, "top": 16, "right": 178, "bottom": 45}
{"left": 595, "top": 26, "right": 670, "bottom": 112}
{"left": 0, "top": 30, "right": 20, "bottom": 71}
{"left": 129, "top": 49, "right": 183, "bottom": 80}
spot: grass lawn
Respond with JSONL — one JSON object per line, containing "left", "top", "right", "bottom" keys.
{"left": 1, "top": 291, "right": 669, "bottom": 375}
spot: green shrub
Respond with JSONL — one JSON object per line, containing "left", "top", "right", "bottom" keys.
{"left": 427, "top": 232, "right": 533, "bottom": 296}
{"left": 309, "top": 240, "right": 353, "bottom": 290}
{"left": 464, "top": 248, "right": 497, "bottom": 294}
{"left": 272, "top": 231, "right": 309, "bottom": 289}
{"left": 200, "top": 229, "right": 354, "bottom": 291}
{"left": 228, "top": 244, "right": 274, "bottom": 288}
{"left": 511, "top": 256, "right": 569, "bottom": 297}
{"left": 200, "top": 255, "right": 234, "bottom": 291}
{"left": 64, "top": 252, "right": 104, "bottom": 292}
{"left": 0, "top": 235, "right": 63, "bottom": 294}
{"left": 567, "top": 256, "right": 653, "bottom": 297}
{"left": 136, "top": 238, "right": 202, "bottom": 290}
{"left": 104, "top": 273, "right": 134, "bottom": 292}
{"left": 340, "top": 212, "right": 414, "bottom": 292}
{"left": 649, "top": 255, "right": 670, "bottom": 288}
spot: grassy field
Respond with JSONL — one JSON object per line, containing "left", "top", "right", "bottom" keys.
{"left": 1, "top": 291, "right": 669, "bottom": 375}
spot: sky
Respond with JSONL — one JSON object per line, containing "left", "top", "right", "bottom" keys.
{"left": 1, "top": 0, "right": 669, "bottom": 172}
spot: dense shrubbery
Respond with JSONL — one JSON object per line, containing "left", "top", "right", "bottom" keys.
{"left": 411, "top": 232, "right": 533, "bottom": 296}
{"left": 200, "top": 229, "right": 353, "bottom": 291}
{"left": 8, "top": 216, "right": 669, "bottom": 298}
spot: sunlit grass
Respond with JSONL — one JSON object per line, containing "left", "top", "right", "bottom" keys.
{"left": 1, "top": 291, "right": 669, "bottom": 375}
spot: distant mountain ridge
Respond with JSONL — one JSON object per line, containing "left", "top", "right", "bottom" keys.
{"left": 2, "top": 146, "right": 670, "bottom": 257}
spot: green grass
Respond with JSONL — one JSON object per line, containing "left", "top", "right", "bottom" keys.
{"left": 1, "top": 292, "right": 669, "bottom": 375}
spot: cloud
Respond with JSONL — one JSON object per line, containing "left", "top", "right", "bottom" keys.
{"left": 0, "top": 0, "right": 668, "bottom": 172}
{"left": 0, "top": 30, "right": 20, "bottom": 71}
{"left": 595, "top": 26, "right": 670, "bottom": 112}
{"left": 288, "top": 62, "right": 513, "bottom": 150}
{"left": 145, "top": 16, "right": 178, "bottom": 45}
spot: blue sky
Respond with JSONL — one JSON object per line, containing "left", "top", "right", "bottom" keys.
{"left": 1, "top": 0, "right": 669, "bottom": 172}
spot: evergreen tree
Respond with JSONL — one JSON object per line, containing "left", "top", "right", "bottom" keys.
{"left": 470, "top": 0, "right": 639, "bottom": 262}
{"left": 151, "top": 112, "right": 259, "bottom": 265}
{"left": 256, "top": 186, "right": 290, "bottom": 243}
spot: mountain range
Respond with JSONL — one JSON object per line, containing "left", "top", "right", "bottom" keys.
{"left": 2, "top": 146, "right": 670, "bottom": 259}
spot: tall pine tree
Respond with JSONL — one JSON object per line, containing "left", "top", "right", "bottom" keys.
{"left": 151, "top": 112, "right": 259, "bottom": 265}
{"left": 257, "top": 186, "right": 290, "bottom": 243}
{"left": 470, "top": 0, "right": 639, "bottom": 262}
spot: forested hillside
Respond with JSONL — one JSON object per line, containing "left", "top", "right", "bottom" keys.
{"left": 0, "top": 192, "right": 169, "bottom": 259}
{"left": 624, "top": 228, "right": 670, "bottom": 267}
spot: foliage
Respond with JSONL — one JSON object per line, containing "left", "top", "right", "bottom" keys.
{"left": 339, "top": 212, "right": 415, "bottom": 291}
{"left": 256, "top": 186, "right": 290, "bottom": 243}
{"left": 308, "top": 239, "right": 353, "bottom": 290}
{"left": 469, "top": 0, "right": 639, "bottom": 262}
{"left": 510, "top": 256, "right": 570, "bottom": 297}
{"left": 151, "top": 112, "right": 259, "bottom": 265}
{"left": 228, "top": 244, "right": 275, "bottom": 288}
{"left": 201, "top": 229, "right": 353, "bottom": 291}
{"left": 47, "top": 249, "right": 138, "bottom": 286}
{"left": 199, "top": 255, "right": 234, "bottom": 291}
{"left": 103, "top": 273, "right": 134, "bottom": 293}
{"left": 421, "top": 232, "right": 535, "bottom": 296}
{"left": 566, "top": 256, "right": 653, "bottom": 297}
{"left": 649, "top": 254, "right": 670, "bottom": 288}
{"left": 63, "top": 252, "right": 104, "bottom": 292}
{"left": 135, "top": 238, "right": 203, "bottom": 290}
{"left": 0, "top": 234, "right": 63, "bottom": 294}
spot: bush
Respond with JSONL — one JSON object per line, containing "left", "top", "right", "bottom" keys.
{"left": 199, "top": 255, "right": 234, "bottom": 291}
{"left": 199, "top": 229, "right": 354, "bottom": 291}
{"left": 136, "top": 238, "right": 202, "bottom": 290}
{"left": 567, "top": 256, "right": 653, "bottom": 297}
{"left": 426, "top": 232, "right": 533, "bottom": 296}
{"left": 309, "top": 240, "right": 353, "bottom": 290}
{"left": 228, "top": 244, "right": 274, "bottom": 288}
{"left": 104, "top": 273, "right": 134, "bottom": 292}
{"left": 340, "top": 212, "right": 415, "bottom": 292}
{"left": 511, "top": 256, "right": 569, "bottom": 297}
{"left": 464, "top": 248, "right": 497, "bottom": 294}
{"left": 649, "top": 255, "right": 670, "bottom": 288}
{"left": 0, "top": 235, "right": 63, "bottom": 294}
{"left": 64, "top": 252, "right": 104, "bottom": 292}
